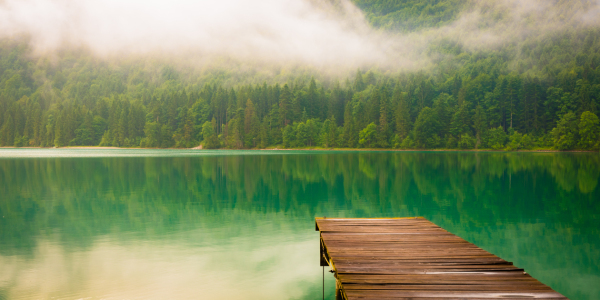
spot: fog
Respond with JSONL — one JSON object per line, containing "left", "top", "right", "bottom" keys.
{"left": 0, "top": 0, "right": 599, "bottom": 74}
{"left": 0, "top": 0, "right": 411, "bottom": 71}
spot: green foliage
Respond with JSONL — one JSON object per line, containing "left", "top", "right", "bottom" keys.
{"left": 321, "top": 117, "right": 338, "bottom": 148}
{"left": 458, "top": 133, "right": 475, "bottom": 149}
{"left": 486, "top": 126, "right": 508, "bottom": 150}
{"left": 450, "top": 102, "right": 471, "bottom": 142}
{"left": 400, "top": 136, "right": 415, "bottom": 149}
{"left": 552, "top": 112, "right": 579, "bottom": 151}
{"left": 201, "top": 120, "right": 220, "bottom": 149}
{"left": 359, "top": 122, "right": 377, "bottom": 148}
{"left": 283, "top": 125, "right": 295, "bottom": 148}
{"left": 141, "top": 122, "right": 160, "bottom": 148}
{"left": 504, "top": 128, "right": 535, "bottom": 151}
{"left": 505, "top": 130, "right": 523, "bottom": 151}
{"left": 521, "top": 134, "right": 534, "bottom": 150}
{"left": 414, "top": 107, "right": 440, "bottom": 149}
{"left": 473, "top": 105, "right": 487, "bottom": 149}
{"left": 578, "top": 111, "right": 600, "bottom": 150}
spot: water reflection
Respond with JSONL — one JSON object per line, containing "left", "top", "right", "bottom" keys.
{"left": 0, "top": 220, "right": 319, "bottom": 300}
{"left": 0, "top": 151, "right": 599, "bottom": 299}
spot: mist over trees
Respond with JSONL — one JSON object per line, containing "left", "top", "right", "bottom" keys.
{"left": 0, "top": 0, "right": 600, "bottom": 150}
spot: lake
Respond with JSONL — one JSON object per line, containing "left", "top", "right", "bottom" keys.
{"left": 0, "top": 149, "right": 598, "bottom": 299}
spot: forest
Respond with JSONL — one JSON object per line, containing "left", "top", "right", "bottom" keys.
{"left": 0, "top": 0, "right": 600, "bottom": 151}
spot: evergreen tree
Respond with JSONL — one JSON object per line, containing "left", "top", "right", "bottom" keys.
{"left": 307, "top": 77, "right": 318, "bottom": 119}
{"left": 473, "top": 105, "right": 487, "bottom": 149}
{"left": 201, "top": 119, "right": 219, "bottom": 149}
{"left": 394, "top": 88, "right": 411, "bottom": 140}
{"left": 0, "top": 113, "right": 14, "bottom": 146}
{"left": 279, "top": 84, "right": 291, "bottom": 127}
{"left": 432, "top": 93, "right": 452, "bottom": 139}
{"left": 74, "top": 112, "right": 94, "bottom": 146}
{"left": 378, "top": 95, "right": 390, "bottom": 148}
{"left": 282, "top": 124, "right": 295, "bottom": 148}
{"left": 343, "top": 103, "right": 356, "bottom": 147}
{"left": 353, "top": 70, "right": 365, "bottom": 92}
{"left": 244, "top": 99, "right": 259, "bottom": 147}
{"left": 450, "top": 102, "right": 471, "bottom": 144}
{"left": 54, "top": 114, "right": 65, "bottom": 147}
{"left": 413, "top": 107, "right": 439, "bottom": 149}
{"left": 296, "top": 123, "right": 308, "bottom": 147}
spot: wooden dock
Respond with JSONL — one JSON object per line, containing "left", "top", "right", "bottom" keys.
{"left": 316, "top": 217, "right": 567, "bottom": 300}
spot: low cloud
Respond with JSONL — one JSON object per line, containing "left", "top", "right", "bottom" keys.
{"left": 0, "top": 0, "right": 599, "bottom": 75}
{"left": 0, "top": 0, "right": 417, "bottom": 72}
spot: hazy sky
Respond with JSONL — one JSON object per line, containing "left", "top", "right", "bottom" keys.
{"left": 0, "top": 0, "right": 599, "bottom": 73}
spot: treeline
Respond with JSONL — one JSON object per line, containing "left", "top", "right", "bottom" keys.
{"left": 1, "top": 67, "right": 599, "bottom": 150}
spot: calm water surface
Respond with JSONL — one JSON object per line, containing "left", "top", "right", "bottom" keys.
{"left": 0, "top": 149, "right": 599, "bottom": 299}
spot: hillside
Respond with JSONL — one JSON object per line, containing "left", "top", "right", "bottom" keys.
{"left": 0, "top": 0, "right": 599, "bottom": 150}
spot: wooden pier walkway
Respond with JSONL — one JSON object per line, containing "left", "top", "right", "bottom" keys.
{"left": 316, "top": 217, "right": 567, "bottom": 300}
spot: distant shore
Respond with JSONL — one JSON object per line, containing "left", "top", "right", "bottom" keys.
{"left": 0, "top": 146, "right": 598, "bottom": 153}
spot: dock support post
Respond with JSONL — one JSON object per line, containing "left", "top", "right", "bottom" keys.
{"left": 319, "top": 237, "right": 328, "bottom": 266}
{"left": 335, "top": 286, "right": 343, "bottom": 300}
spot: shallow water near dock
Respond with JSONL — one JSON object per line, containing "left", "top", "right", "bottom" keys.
{"left": 0, "top": 149, "right": 598, "bottom": 299}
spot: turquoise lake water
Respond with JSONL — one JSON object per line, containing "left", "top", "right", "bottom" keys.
{"left": 0, "top": 149, "right": 598, "bottom": 299}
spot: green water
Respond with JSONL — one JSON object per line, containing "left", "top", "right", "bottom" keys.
{"left": 0, "top": 149, "right": 599, "bottom": 300}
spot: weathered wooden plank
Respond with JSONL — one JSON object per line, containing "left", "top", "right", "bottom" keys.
{"left": 321, "top": 234, "right": 465, "bottom": 241}
{"left": 326, "top": 244, "right": 484, "bottom": 250}
{"left": 338, "top": 273, "right": 537, "bottom": 281}
{"left": 344, "top": 290, "right": 567, "bottom": 299}
{"left": 336, "top": 257, "right": 511, "bottom": 264}
{"left": 346, "top": 298, "right": 567, "bottom": 300}
{"left": 335, "top": 263, "right": 514, "bottom": 268}
{"left": 316, "top": 217, "right": 567, "bottom": 300}
{"left": 331, "top": 253, "right": 500, "bottom": 258}
{"left": 328, "top": 250, "right": 495, "bottom": 256}
{"left": 335, "top": 268, "right": 525, "bottom": 275}
{"left": 342, "top": 284, "right": 553, "bottom": 291}
{"left": 340, "top": 275, "right": 541, "bottom": 287}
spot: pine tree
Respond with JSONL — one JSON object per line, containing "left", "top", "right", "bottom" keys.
{"left": 394, "top": 88, "right": 411, "bottom": 140}
{"left": 75, "top": 112, "right": 94, "bottom": 146}
{"left": 244, "top": 99, "right": 259, "bottom": 147}
{"left": 473, "top": 105, "right": 487, "bottom": 149}
{"left": 343, "top": 103, "right": 356, "bottom": 147}
{"left": 414, "top": 107, "right": 439, "bottom": 149}
{"left": 54, "top": 114, "right": 65, "bottom": 147}
{"left": 353, "top": 70, "right": 365, "bottom": 92}
{"left": 327, "top": 115, "right": 337, "bottom": 148}
{"left": 378, "top": 95, "right": 390, "bottom": 147}
{"left": 279, "top": 84, "right": 291, "bottom": 127}
{"left": 450, "top": 102, "right": 471, "bottom": 141}
{"left": 1, "top": 113, "right": 14, "bottom": 146}
{"left": 118, "top": 109, "right": 128, "bottom": 146}
{"left": 307, "top": 77, "right": 318, "bottom": 119}
{"left": 432, "top": 93, "right": 452, "bottom": 139}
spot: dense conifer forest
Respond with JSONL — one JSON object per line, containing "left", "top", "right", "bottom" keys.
{"left": 1, "top": 0, "right": 600, "bottom": 150}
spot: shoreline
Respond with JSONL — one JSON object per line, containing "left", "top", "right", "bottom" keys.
{"left": 0, "top": 146, "right": 597, "bottom": 153}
